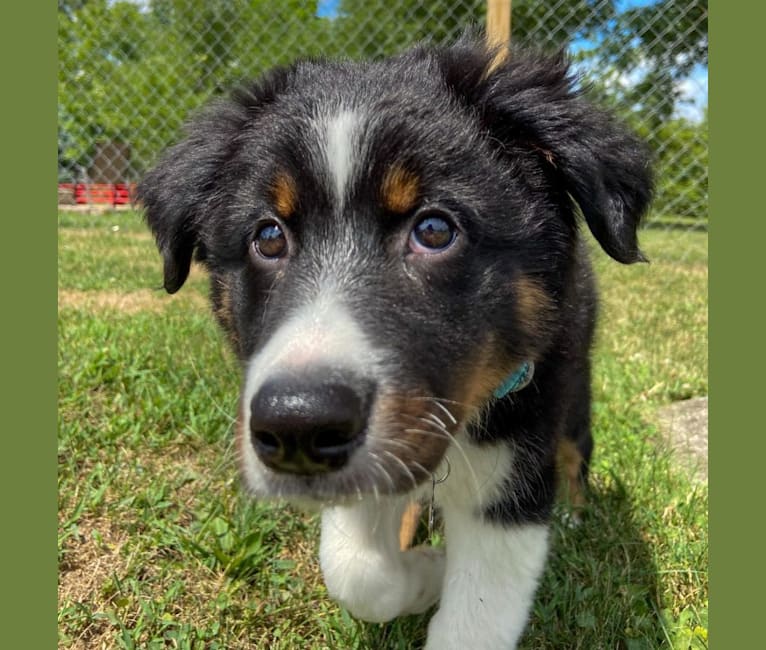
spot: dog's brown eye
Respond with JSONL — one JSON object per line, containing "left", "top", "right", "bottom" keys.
{"left": 252, "top": 222, "right": 287, "bottom": 259}
{"left": 410, "top": 214, "right": 456, "bottom": 253}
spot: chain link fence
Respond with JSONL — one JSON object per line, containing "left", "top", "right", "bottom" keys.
{"left": 58, "top": 0, "right": 707, "bottom": 227}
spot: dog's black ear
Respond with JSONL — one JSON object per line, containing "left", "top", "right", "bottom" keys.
{"left": 137, "top": 66, "right": 297, "bottom": 292}
{"left": 435, "top": 41, "right": 653, "bottom": 264}
{"left": 137, "top": 102, "right": 245, "bottom": 293}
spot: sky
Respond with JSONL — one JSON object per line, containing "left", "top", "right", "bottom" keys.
{"left": 317, "top": 0, "right": 339, "bottom": 17}
{"left": 677, "top": 64, "right": 708, "bottom": 122}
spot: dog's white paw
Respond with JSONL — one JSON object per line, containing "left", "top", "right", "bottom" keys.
{"left": 322, "top": 544, "right": 445, "bottom": 622}
{"left": 400, "top": 545, "right": 446, "bottom": 615}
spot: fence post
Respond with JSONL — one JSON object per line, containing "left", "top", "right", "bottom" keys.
{"left": 486, "top": 0, "right": 512, "bottom": 49}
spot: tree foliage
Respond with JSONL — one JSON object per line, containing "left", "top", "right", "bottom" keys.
{"left": 647, "top": 112, "right": 708, "bottom": 219}
{"left": 591, "top": 0, "right": 708, "bottom": 124}
{"left": 58, "top": 0, "right": 707, "bottom": 220}
{"left": 58, "top": 0, "right": 325, "bottom": 178}
{"left": 331, "top": 0, "right": 484, "bottom": 59}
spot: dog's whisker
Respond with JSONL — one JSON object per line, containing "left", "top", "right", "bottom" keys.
{"left": 399, "top": 412, "right": 452, "bottom": 435}
{"left": 411, "top": 395, "right": 472, "bottom": 410}
{"left": 374, "top": 437, "right": 434, "bottom": 487}
{"left": 409, "top": 459, "right": 432, "bottom": 484}
{"left": 365, "top": 466, "right": 384, "bottom": 531}
{"left": 376, "top": 435, "right": 418, "bottom": 454}
{"left": 429, "top": 399, "right": 458, "bottom": 426}
{"left": 403, "top": 427, "right": 447, "bottom": 438}
{"left": 424, "top": 411, "right": 447, "bottom": 429}
{"left": 400, "top": 422, "right": 466, "bottom": 460}
{"left": 367, "top": 457, "right": 393, "bottom": 510}
{"left": 403, "top": 422, "right": 481, "bottom": 499}
{"left": 380, "top": 449, "right": 419, "bottom": 493}
{"left": 413, "top": 415, "right": 450, "bottom": 434}
{"left": 369, "top": 451, "right": 398, "bottom": 497}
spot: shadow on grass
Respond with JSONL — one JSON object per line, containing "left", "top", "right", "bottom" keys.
{"left": 526, "top": 477, "right": 665, "bottom": 649}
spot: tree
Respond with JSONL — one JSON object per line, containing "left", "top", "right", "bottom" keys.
{"left": 58, "top": 0, "right": 325, "bottom": 178}
{"left": 58, "top": 0, "right": 157, "bottom": 178}
{"left": 587, "top": 0, "right": 708, "bottom": 124}
{"left": 650, "top": 113, "right": 708, "bottom": 219}
{"left": 510, "top": 0, "right": 617, "bottom": 50}
{"left": 330, "top": 0, "right": 484, "bottom": 60}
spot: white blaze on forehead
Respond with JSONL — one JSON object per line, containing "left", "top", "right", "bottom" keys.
{"left": 320, "top": 108, "right": 364, "bottom": 207}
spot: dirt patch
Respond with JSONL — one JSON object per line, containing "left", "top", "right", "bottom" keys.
{"left": 58, "top": 288, "right": 207, "bottom": 314}
{"left": 58, "top": 516, "right": 133, "bottom": 649}
{"left": 58, "top": 444, "right": 231, "bottom": 649}
{"left": 59, "top": 516, "right": 130, "bottom": 602}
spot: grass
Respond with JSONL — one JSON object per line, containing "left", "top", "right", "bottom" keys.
{"left": 58, "top": 210, "right": 708, "bottom": 649}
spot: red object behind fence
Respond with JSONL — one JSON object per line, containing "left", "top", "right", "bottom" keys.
{"left": 63, "top": 183, "right": 135, "bottom": 205}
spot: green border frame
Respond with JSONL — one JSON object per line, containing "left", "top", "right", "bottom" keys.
{"left": 710, "top": 0, "right": 759, "bottom": 646}
{"left": 0, "top": 4, "right": 56, "bottom": 646}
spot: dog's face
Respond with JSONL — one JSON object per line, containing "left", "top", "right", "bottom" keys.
{"left": 139, "top": 42, "right": 651, "bottom": 503}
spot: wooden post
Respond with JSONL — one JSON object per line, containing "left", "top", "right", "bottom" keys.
{"left": 486, "top": 0, "right": 512, "bottom": 50}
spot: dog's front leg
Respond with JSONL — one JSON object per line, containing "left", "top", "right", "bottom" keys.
{"left": 424, "top": 509, "right": 550, "bottom": 650}
{"left": 320, "top": 496, "right": 445, "bottom": 623}
{"left": 422, "top": 439, "right": 551, "bottom": 649}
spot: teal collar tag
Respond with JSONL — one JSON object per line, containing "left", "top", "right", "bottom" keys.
{"left": 493, "top": 361, "right": 535, "bottom": 398}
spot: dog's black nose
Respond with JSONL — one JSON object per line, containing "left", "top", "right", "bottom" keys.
{"left": 249, "top": 372, "right": 372, "bottom": 475}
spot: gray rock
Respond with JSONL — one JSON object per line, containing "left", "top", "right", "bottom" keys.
{"left": 657, "top": 397, "right": 708, "bottom": 482}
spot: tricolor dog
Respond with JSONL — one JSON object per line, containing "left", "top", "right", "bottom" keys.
{"left": 139, "top": 38, "right": 652, "bottom": 649}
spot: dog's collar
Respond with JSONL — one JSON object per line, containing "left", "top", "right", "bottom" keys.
{"left": 493, "top": 361, "right": 535, "bottom": 398}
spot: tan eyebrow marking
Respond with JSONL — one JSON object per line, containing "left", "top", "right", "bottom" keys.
{"left": 270, "top": 170, "right": 298, "bottom": 219}
{"left": 381, "top": 164, "right": 420, "bottom": 214}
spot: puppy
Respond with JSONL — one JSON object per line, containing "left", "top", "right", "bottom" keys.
{"left": 139, "top": 38, "right": 652, "bottom": 649}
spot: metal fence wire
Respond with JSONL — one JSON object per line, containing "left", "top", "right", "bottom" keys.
{"left": 57, "top": 0, "right": 708, "bottom": 226}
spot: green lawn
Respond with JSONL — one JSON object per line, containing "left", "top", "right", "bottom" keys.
{"left": 58, "top": 211, "right": 708, "bottom": 649}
